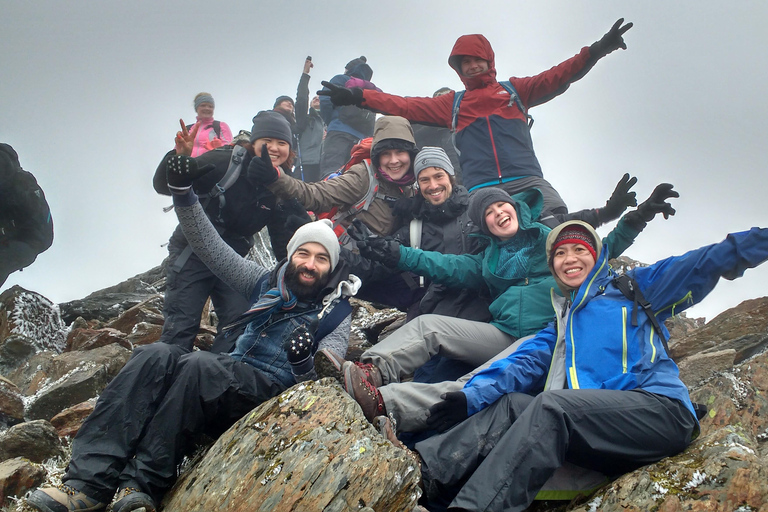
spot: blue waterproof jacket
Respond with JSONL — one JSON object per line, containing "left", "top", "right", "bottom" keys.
{"left": 463, "top": 225, "right": 768, "bottom": 422}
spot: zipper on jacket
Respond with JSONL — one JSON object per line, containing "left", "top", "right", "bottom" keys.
{"left": 566, "top": 258, "right": 606, "bottom": 389}
{"left": 485, "top": 117, "right": 503, "bottom": 181}
{"left": 621, "top": 307, "right": 628, "bottom": 373}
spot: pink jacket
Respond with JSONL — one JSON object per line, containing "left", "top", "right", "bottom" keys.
{"left": 190, "top": 117, "right": 233, "bottom": 157}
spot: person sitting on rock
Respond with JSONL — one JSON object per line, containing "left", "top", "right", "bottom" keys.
{"left": 0, "top": 143, "right": 53, "bottom": 287}
{"left": 413, "top": 220, "right": 768, "bottom": 512}
{"left": 316, "top": 182, "right": 677, "bottom": 434}
{"left": 27, "top": 158, "right": 360, "bottom": 512}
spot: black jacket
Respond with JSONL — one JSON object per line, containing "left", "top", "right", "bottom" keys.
{"left": 153, "top": 147, "right": 297, "bottom": 259}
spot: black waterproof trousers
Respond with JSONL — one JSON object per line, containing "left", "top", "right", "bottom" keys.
{"left": 158, "top": 247, "right": 251, "bottom": 351}
{"left": 416, "top": 389, "right": 697, "bottom": 512}
{"left": 65, "top": 343, "right": 285, "bottom": 503}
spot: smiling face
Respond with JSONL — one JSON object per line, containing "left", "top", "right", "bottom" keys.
{"left": 195, "top": 102, "right": 214, "bottom": 119}
{"left": 418, "top": 167, "right": 453, "bottom": 206}
{"left": 310, "top": 95, "right": 320, "bottom": 110}
{"left": 484, "top": 201, "right": 518, "bottom": 241}
{"left": 552, "top": 243, "right": 596, "bottom": 289}
{"left": 285, "top": 242, "right": 331, "bottom": 299}
{"left": 460, "top": 56, "right": 489, "bottom": 78}
{"left": 252, "top": 137, "right": 290, "bottom": 167}
{"left": 378, "top": 149, "right": 412, "bottom": 181}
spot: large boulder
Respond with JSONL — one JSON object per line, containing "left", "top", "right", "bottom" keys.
{"left": 0, "top": 420, "right": 64, "bottom": 464}
{"left": 0, "top": 287, "right": 66, "bottom": 359}
{"left": 162, "top": 379, "right": 421, "bottom": 512}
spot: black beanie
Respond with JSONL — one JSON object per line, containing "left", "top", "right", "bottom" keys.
{"left": 273, "top": 95, "right": 294, "bottom": 109}
{"left": 345, "top": 56, "right": 367, "bottom": 71}
{"left": 249, "top": 111, "right": 293, "bottom": 148}
{"left": 468, "top": 187, "right": 516, "bottom": 236}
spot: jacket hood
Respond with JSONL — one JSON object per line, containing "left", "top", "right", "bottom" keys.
{"left": 370, "top": 116, "right": 418, "bottom": 181}
{"left": 546, "top": 220, "right": 604, "bottom": 296}
{"left": 0, "top": 143, "right": 21, "bottom": 180}
{"left": 448, "top": 34, "right": 498, "bottom": 90}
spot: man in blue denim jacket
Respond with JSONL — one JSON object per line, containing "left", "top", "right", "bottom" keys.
{"left": 29, "top": 155, "right": 360, "bottom": 512}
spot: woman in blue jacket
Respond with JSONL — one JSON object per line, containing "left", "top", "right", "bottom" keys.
{"left": 416, "top": 221, "right": 768, "bottom": 512}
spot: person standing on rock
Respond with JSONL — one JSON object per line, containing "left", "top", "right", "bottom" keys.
{"left": 413, "top": 221, "right": 768, "bottom": 512}
{"left": 27, "top": 155, "right": 360, "bottom": 512}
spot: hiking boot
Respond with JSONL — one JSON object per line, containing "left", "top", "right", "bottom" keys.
{"left": 112, "top": 487, "right": 156, "bottom": 512}
{"left": 27, "top": 484, "right": 106, "bottom": 512}
{"left": 314, "top": 348, "right": 348, "bottom": 382}
{"left": 343, "top": 361, "right": 386, "bottom": 421}
{"left": 353, "top": 361, "right": 382, "bottom": 388}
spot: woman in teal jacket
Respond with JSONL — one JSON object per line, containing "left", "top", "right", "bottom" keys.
{"left": 416, "top": 221, "right": 768, "bottom": 512}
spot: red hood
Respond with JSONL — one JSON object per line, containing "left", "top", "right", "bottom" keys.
{"left": 449, "top": 34, "right": 498, "bottom": 90}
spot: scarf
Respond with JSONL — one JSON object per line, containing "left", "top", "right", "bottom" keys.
{"left": 224, "top": 263, "right": 297, "bottom": 332}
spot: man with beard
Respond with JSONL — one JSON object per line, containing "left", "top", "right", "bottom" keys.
{"left": 28, "top": 155, "right": 360, "bottom": 512}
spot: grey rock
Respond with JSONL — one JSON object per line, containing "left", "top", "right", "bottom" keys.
{"left": 0, "top": 420, "right": 64, "bottom": 464}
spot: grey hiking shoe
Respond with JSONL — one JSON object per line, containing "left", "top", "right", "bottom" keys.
{"left": 112, "top": 487, "right": 156, "bottom": 512}
{"left": 27, "top": 484, "right": 106, "bottom": 512}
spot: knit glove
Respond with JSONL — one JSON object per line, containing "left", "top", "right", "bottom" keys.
{"left": 246, "top": 144, "right": 279, "bottom": 185}
{"left": 623, "top": 183, "right": 679, "bottom": 230}
{"left": 598, "top": 173, "right": 638, "bottom": 223}
{"left": 347, "top": 218, "right": 401, "bottom": 268}
{"left": 426, "top": 391, "right": 468, "bottom": 433}
{"left": 166, "top": 154, "right": 216, "bottom": 194}
{"left": 287, "top": 324, "right": 316, "bottom": 376}
{"left": 318, "top": 81, "right": 364, "bottom": 107}
{"left": 590, "top": 18, "right": 633, "bottom": 59}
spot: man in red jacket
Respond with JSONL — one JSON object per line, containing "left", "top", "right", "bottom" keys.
{"left": 320, "top": 19, "right": 632, "bottom": 226}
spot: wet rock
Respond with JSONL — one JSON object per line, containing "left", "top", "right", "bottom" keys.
{"left": 49, "top": 399, "right": 96, "bottom": 438}
{"left": 162, "top": 379, "right": 421, "bottom": 512}
{"left": 0, "top": 377, "right": 24, "bottom": 429}
{"left": 0, "top": 420, "right": 64, "bottom": 464}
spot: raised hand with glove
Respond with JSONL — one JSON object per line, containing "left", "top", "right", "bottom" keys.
{"left": 286, "top": 324, "right": 317, "bottom": 379}
{"left": 623, "top": 183, "right": 679, "bottom": 230}
{"left": 426, "top": 391, "right": 468, "bottom": 433}
{"left": 166, "top": 154, "right": 216, "bottom": 194}
{"left": 318, "top": 81, "right": 364, "bottom": 107}
{"left": 246, "top": 144, "right": 280, "bottom": 185}
{"left": 590, "top": 18, "right": 633, "bottom": 59}
{"left": 347, "top": 218, "right": 401, "bottom": 268}
{"left": 598, "top": 173, "right": 638, "bottom": 224}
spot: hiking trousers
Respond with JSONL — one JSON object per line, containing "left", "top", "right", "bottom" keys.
{"left": 416, "top": 389, "right": 697, "bottom": 512}
{"left": 65, "top": 342, "right": 285, "bottom": 504}
{"left": 159, "top": 247, "right": 250, "bottom": 351}
{"left": 362, "top": 315, "right": 516, "bottom": 432}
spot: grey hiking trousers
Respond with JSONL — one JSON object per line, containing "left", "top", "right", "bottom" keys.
{"left": 361, "top": 314, "right": 521, "bottom": 432}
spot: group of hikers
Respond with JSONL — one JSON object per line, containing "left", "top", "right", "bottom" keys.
{"left": 26, "top": 18, "right": 768, "bottom": 512}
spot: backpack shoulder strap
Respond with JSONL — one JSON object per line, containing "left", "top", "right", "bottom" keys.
{"left": 451, "top": 90, "right": 466, "bottom": 134}
{"left": 409, "top": 218, "right": 423, "bottom": 250}
{"left": 315, "top": 298, "right": 352, "bottom": 341}
{"left": 207, "top": 145, "right": 247, "bottom": 199}
{"left": 499, "top": 80, "right": 534, "bottom": 128}
{"left": 213, "top": 120, "right": 221, "bottom": 139}
{"left": 612, "top": 274, "right": 670, "bottom": 354}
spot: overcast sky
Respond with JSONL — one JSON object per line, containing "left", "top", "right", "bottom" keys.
{"left": 2, "top": 1, "right": 767, "bottom": 322}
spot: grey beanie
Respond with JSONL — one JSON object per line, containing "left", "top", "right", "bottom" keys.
{"left": 194, "top": 93, "right": 215, "bottom": 110}
{"left": 249, "top": 110, "right": 293, "bottom": 148}
{"left": 414, "top": 147, "right": 454, "bottom": 179}
{"left": 468, "top": 187, "right": 516, "bottom": 236}
{"left": 286, "top": 219, "right": 340, "bottom": 271}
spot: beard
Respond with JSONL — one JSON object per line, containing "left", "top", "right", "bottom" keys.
{"left": 284, "top": 261, "right": 330, "bottom": 300}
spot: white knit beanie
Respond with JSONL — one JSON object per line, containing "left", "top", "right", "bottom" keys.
{"left": 286, "top": 219, "right": 340, "bottom": 271}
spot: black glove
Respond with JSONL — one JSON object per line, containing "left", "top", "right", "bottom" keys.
{"left": 166, "top": 154, "right": 216, "bottom": 193}
{"left": 246, "top": 144, "right": 279, "bottom": 185}
{"left": 347, "top": 218, "right": 401, "bottom": 268}
{"left": 598, "top": 173, "right": 638, "bottom": 223}
{"left": 277, "top": 199, "right": 312, "bottom": 234}
{"left": 318, "top": 81, "right": 364, "bottom": 107}
{"left": 623, "top": 183, "right": 679, "bottom": 229}
{"left": 590, "top": 18, "right": 633, "bottom": 59}
{"left": 287, "top": 324, "right": 316, "bottom": 375}
{"left": 426, "top": 391, "right": 468, "bottom": 433}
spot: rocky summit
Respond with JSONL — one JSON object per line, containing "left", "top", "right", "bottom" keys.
{"left": 1, "top": 257, "right": 768, "bottom": 511}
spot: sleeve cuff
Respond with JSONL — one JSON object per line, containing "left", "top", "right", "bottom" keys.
{"left": 172, "top": 189, "right": 199, "bottom": 207}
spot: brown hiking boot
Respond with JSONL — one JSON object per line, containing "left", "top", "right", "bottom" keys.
{"left": 27, "top": 484, "right": 106, "bottom": 512}
{"left": 343, "top": 361, "right": 386, "bottom": 421}
{"left": 353, "top": 361, "right": 382, "bottom": 388}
